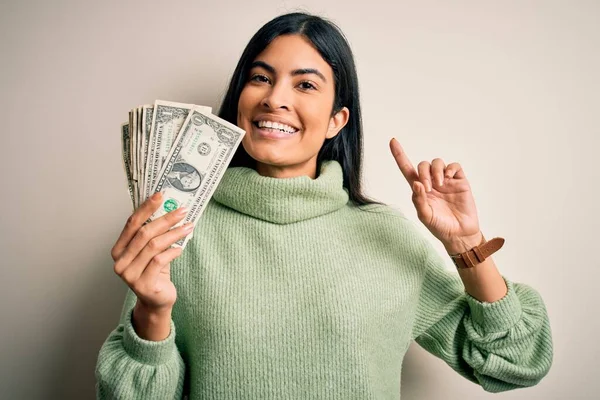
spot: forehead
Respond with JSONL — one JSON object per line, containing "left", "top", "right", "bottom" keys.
{"left": 253, "top": 35, "right": 333, "bottom": 78}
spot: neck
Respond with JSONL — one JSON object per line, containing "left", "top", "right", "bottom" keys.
{"left": 212, "top": 159, "right": 348, "bottom": 224}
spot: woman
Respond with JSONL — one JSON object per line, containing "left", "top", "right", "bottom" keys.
{"left": 96, "top": 12, "right": 553, "bottom": 399}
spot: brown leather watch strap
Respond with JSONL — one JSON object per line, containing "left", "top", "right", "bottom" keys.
{"left": 450, "top": 235, "right": 505, "bottom": 269}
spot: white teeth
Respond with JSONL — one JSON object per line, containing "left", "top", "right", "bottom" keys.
{"left": 257, "top": 120, "right": 297, "bottom": 133}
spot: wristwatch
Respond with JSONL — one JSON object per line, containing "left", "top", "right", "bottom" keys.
{"left": 449, "top": 233, "right": 505, "bottom": 269}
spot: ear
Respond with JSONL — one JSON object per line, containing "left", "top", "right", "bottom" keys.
{"left": 326, "top": 107, "right": 350, "bottom": 139}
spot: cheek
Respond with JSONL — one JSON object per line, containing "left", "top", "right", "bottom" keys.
{"left": 300, "top": 99, "right": 332, "bottom": 133}
{"left": 238, "top": 86, "right": 261, "bottom": 116}
{"left": 237, "top": 89, "right": 248, "bottom": 121}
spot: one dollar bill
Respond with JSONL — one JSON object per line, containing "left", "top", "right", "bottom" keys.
{"left": 143, "top": 100, "right": 212, "bottom": 203}
{"left": 148, "top": 106, "right": 245, "bottom": 249}
{"left": 120, "top": 123, "right": 135, "bottom": 209}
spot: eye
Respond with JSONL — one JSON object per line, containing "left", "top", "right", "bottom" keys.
{"left": 250, "top": 74, "right": 270, "bottom": 84}
{"left": 298, "top": 81, "right": 317, "bottom": 90}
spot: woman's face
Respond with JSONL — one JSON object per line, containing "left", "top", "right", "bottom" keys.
{"left": 237, "top": 34, "right": 349, "bottom": 179}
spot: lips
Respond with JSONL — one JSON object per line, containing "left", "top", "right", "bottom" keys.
{"left": 252, "top": 121, "right": 298, "bottom": 135}
{"left": 252, "top": 115, "right": 300, "bottom": 132}
{"left": 255, "top": 120, "right": 297, "bottom": 133}
{"left": 252, "top": 121, "right": 299, "bottom": 139}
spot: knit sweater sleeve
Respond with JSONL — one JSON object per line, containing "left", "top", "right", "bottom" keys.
{"left": 95, "top": 288, "right": 185, "bottom": 399}
{"left": 410, "top": 241, "right": 554, "bottom": 393}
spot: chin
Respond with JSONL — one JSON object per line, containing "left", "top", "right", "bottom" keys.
{"left": 251, "top": 152, "right": 291, "bottom": 167}
{"left": 243, "top": 141, "right": 289, "bottom": 164}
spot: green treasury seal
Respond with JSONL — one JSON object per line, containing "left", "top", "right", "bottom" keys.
{"left": 163, "top": 198, "right": 179, "bottom": 212}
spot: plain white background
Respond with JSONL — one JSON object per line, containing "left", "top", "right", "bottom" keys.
{"left": 1, "top": 0, "right": 598, "bottom": 398}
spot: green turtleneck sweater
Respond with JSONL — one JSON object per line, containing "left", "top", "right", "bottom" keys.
{"left": 95, "top": 160, "right": 553, "bottom": 399}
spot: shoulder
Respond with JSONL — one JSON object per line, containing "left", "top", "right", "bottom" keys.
{"left": 345, "top": 202, "right": 432, "bottom": 260}
{"left": 347, "top": 201, "right": 411, "bottom": 227}
{"left": 350, "top": 202, "right": 407, "bottom": 218}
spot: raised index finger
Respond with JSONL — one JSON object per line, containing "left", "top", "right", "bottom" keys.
{"left": 389, "top": 138, "right": 418, "bottom": 189}
{"left": 111, "top": 192, "right": 163, "bottom": 261}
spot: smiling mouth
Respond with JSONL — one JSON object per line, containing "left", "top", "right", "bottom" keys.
{"left": 252, "top": 120, "right": 299, "bottom": 134}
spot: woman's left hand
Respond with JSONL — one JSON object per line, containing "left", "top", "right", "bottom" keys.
{"left": 389, "top": 138, "right": 483, "bottom": 254}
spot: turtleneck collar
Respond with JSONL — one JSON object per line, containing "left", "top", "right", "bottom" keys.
{"left": 212, "top": 160, "right": 349, "bottom": 224}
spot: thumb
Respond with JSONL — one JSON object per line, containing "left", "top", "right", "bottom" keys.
{"left": 412, "top": 181, "right": 432, "bottom": 222}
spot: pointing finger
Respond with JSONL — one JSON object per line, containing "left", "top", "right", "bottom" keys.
{"left": 390, "top": 137, "right": 418, "bottom": 190}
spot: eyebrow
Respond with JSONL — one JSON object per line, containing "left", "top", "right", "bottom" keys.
{"left": 250, "top": 60, "right": 327, "bottom": 83}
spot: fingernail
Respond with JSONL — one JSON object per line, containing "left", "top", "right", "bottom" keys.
{"left": 426, "top": 180, "right": 432, "bottom": 192}
{"left": 151, "top": 192, "right": 161, "bottom": 200}
{"left": 183, "top": 223, "right": 194, "bottom": 231}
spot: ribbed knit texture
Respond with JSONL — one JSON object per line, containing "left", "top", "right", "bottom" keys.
{"left": 95, "top": 160, "right": 553, "bottom": 399}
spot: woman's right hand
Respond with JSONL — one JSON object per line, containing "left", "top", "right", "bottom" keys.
{"left": 111, "top": 192, "right": 193, "bottom": 327}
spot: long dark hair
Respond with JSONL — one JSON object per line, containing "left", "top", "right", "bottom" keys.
{"left": 218, "top": 12, "right": 384, "bottom": 207}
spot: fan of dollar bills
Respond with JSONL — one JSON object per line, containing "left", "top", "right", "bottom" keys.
{"left": 121, "top": 100, "right": 245, "bottom": 249}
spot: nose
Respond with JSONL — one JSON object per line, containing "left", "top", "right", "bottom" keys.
{"left": 261, "top": 82, "right": 290, "bottom": 111}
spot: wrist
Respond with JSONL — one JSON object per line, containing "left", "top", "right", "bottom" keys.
{"left": 132, "top": 301, "right": 172, "bottom": 341}
{"left": 134, "top": 301, "right": 172, "bottom": 319}
{"left": 442, "top": 231, "right": 484, "bottom": 255}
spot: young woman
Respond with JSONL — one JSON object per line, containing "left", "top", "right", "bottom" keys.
{"left": 96, "top": 12, "right": 553, "bottom": 399}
